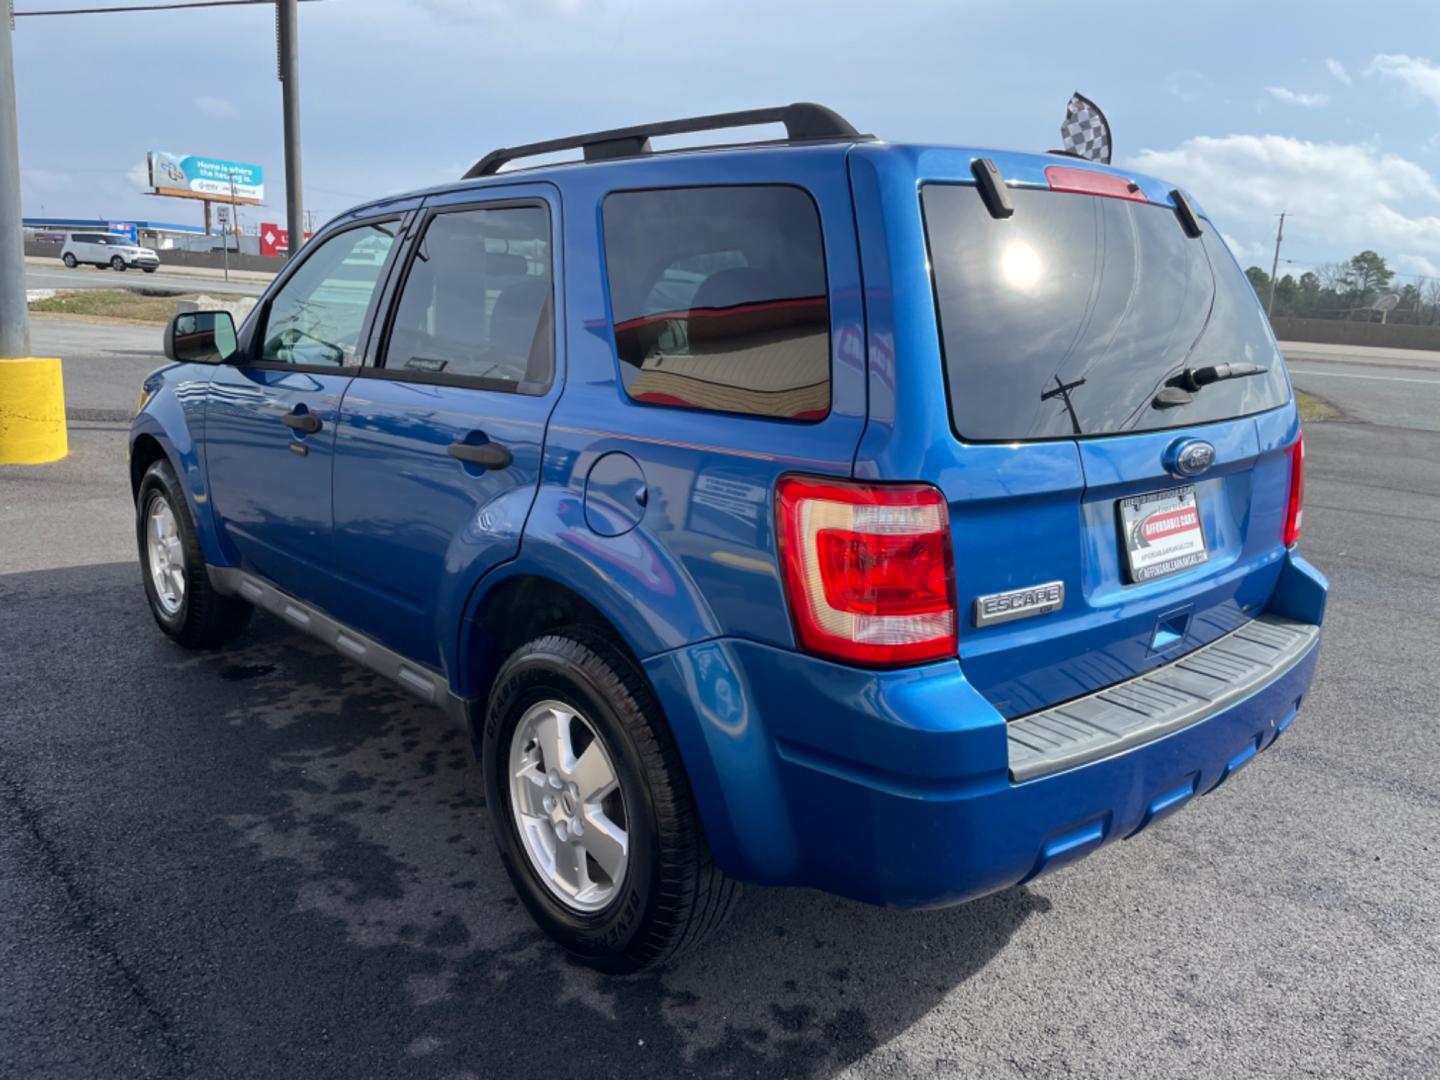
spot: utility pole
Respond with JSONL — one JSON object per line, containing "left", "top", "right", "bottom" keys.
{"left": 1, "top": 2, "right": 30, "bottom": 358}
{"left": 1267, "top": 211, "right": 1286, "bottom": 318}
{"left": 276, "top": 0, "right": 304, "bottom": 260}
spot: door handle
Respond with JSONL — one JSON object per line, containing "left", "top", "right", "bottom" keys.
{"left": 447, "top": 440, "right": 513, "bottom": 470}
{"left": 282, "top": 412, "right": 323, "bottom": 434}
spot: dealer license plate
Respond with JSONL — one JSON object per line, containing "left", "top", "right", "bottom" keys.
{"left": 1118, "top": 486, "right": 1209, "bottom": 583}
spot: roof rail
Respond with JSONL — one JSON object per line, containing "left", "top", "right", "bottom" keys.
{"left": 461, "top": 102, "right": 865, "bottom": 179}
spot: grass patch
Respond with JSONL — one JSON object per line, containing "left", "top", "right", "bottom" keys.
{"left": 30, "top": 289, "right": 197, "bottom": 324}
{"left": 1296, "top": 389, "right": 1341, "bottom": 422}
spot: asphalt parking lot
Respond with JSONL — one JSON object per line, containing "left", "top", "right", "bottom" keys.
{"left": 2, "top": 327, "right": 1437, "bottom": 1079}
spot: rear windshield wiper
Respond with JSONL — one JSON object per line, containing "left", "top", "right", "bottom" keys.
{"left": 1153, "top": 362, "right": 1268, "bottom": 408}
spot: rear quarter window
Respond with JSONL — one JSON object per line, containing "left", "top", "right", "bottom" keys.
{"left": 601, "top": 185, "right": 830, "bottom": 421}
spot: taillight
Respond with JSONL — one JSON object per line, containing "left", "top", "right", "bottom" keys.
{"left": 1283, "top": 432, "right": 1305, "bottom": 547}
{"left": 775, "top": 476, "right": 956, "bottom": 666}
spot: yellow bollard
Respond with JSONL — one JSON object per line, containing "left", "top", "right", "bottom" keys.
{"left": 0, "top": 357, "right": 68, "bottom": 464}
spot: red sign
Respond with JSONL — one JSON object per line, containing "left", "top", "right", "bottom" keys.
{"left": 259, "top": 222, "right": 312, "bottom": 257}
{"left": 1141, "top": 507, "right": 1200, "bottom": 542}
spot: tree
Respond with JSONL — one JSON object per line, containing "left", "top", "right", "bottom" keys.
{"left": 1342, "top": 250, "right": 1394, "bottom": 298}
{"left": 1425, "top": 279, "right": 1440, "bottom": 325}
{"left": 1316, "top": 261, "right": 1349, "bottom": 292}
{"left": 1275, "top": 273, "right": 1300, "bottom": 315}
{"left": 1244, "top": 266, "right": 1271, "bottom": 298}
{"left": 1399, "top": 283, "right": 1424, "bottom": 323}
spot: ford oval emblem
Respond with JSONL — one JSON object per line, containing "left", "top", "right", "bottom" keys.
{"left": 1168, "top": 438, "right": 1216, "bottom": 478}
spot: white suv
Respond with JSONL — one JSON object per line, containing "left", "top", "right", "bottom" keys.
{"left": 61, "top": 233, "right": 160, "bottom": 273}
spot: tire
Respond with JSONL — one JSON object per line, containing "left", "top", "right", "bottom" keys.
{"left": 62, "top": 253, "right": 77, "bottom": 268}
{"left": 136, "top": 458, "right": 252, "bottom": 649}
{"left": 483, "top": 631, "right": 739, "bottom": 972}
{"left": 142, "top": 266, "right": 157, "bottom": 274}
{"left": 111, "top": 255, "right": 127, "bottom": 271}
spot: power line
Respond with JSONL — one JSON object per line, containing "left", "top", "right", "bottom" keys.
{"left": 15, "top": 0, "right": 322, "bottom": 16}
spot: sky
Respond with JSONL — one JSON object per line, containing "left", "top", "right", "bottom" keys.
{"left": 12, "top": 0, "right": 1440, "bottom": 280}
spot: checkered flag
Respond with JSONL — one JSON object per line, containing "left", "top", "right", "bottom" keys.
{"left": 1060, "top": 92, "right": 1112, "bottom": 164}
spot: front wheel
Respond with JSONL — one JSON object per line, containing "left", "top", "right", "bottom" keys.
{"left": 142, "top": 265, "right": 157, "bottom": 274}
{"left": 482, "top": 633, "right": 739, "bottom": 972}
{"left": 136, "top": 459, "right": 252, "bottom": 649}
{"left": 62, "top": 252, "right": 77, "bottom": 268}
{"left": 111, "top": 255, "right": 126, "bottom": 271}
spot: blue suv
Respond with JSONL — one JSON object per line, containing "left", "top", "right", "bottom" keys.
{"left": 131, "top": 104, "right": 1327, "bottom": 971}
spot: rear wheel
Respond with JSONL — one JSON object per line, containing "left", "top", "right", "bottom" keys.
{"left": 110, "top": 255, "right": 126, "bottom": 271}
{"left": 136, "top": 459, "right": 251, "bottom": 649}
{"left": 482, "top": 632, "right": 739, "bottom": 972}
{"left": 62, "top": 252, "right": 77, "bottom": 268}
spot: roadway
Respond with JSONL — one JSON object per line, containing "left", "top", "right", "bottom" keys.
{"left": 25, "top": 256, "right": 270, "bottom": 298}
{"left": 1, "top": 328, "right": 1436, "bottom": 1079}
{"left": 1284, "top": 340, "right": 1440, "bottom": 432}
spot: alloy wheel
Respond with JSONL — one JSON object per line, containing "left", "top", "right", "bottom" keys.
{"left": 145, "top": 496, "right": 185, "bottom": 616}
{"left": 507, "top": 699, "right": 630, "bottom": 913}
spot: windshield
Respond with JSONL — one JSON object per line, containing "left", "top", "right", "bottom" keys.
{"left": 922, "top": 184, "right": 1290, "bottom": 441}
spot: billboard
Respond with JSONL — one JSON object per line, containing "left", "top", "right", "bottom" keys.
{"left": 148, "top": 151, "right": 264, "bottom": 205}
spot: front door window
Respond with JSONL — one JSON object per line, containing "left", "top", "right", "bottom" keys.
{"left": 259, "top": 222, "right": 398, "bottom": 368}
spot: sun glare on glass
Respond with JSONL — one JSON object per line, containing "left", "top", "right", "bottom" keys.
{"left": 1000, "top": 241, "right": 1043, "bottom": 290}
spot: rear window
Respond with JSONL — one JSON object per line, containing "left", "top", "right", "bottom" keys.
{"left": 602, "top": 185, "right": 830, "bottom": 420}
{"left": 922, "top": 184, "right": 1290, "bottom": 442}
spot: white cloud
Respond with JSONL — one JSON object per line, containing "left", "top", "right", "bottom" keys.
{"left": 1265, "top": 86, "right": 1329, "bottom": 108}
{"left": 1369, "top": 53, "right": 1440, "bottom": 113}
{"left": 195, "top": 95, "right": 239, "bottom": 118}
{"left": 1164, "top": 69, "right": 1209, "bottom": 104}
{"left": 1222, "top": 232, "right": 1267, "bottom": 266}
{"left": 1395, "top": 253, "right": 1440, "bottom": 277}
{"left": 1325, "top": 58, "right": 1352, "bottom": 86}
{"left": 1127, "top": 134, "right": 1440, "bottom": 274}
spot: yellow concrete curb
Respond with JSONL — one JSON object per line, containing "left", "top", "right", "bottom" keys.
{"left": 0, "top": 358, "right": 68, "bottom": 464}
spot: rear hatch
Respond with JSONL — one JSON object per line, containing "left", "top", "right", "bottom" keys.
{"left": 919, "top": 166, "right": 1296, "bottom": 718}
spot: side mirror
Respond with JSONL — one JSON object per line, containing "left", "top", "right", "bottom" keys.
{"left": 164, "top": 310, "right": 238, "bottom": 365}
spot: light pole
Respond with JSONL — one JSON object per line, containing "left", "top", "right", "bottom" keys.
{"left": 276, "top": 0, "right": 303, "bottom": 259}
{"left": 1267, "top": 211, "right": 1286, "bottom": 318}
{"left": 0, "top": 2, "right": 65, "bottom": 464}
{"left": 1, "top": 3, "right": 30, "bottom": 359}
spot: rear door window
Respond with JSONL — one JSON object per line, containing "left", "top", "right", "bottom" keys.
{"left": 921, "top": 184, "right": 1290, "bottom": 441}
{"left": 602, "top": 185, "right": 830, "bottom": 420}
{"left": 381, "top": 204, "right": 554, "bottom": 392}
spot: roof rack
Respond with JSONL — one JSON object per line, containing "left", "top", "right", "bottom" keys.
{"left": 462, "top": 102, "right": 866, "bottom": 179}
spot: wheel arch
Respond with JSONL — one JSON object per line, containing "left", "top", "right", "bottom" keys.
{"left": 129, "top": 431, "right": 169, "bottom": 499}
{"left": 454, "top": 571, "right": 653, "bottom": 707}
{"left": 130, "top": 401, "right": 231, "bottom": 568}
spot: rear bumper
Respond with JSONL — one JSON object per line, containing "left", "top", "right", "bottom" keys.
{"left": 645, "top": 552, "right": 1327, "bottom": 907}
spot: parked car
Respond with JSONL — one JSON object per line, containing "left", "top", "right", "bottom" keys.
{"left": 130, "top": 103, "right": 1326, "bottom": 972}
{"left": 62, "top": 232, "right": 160, "bottom": 272}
